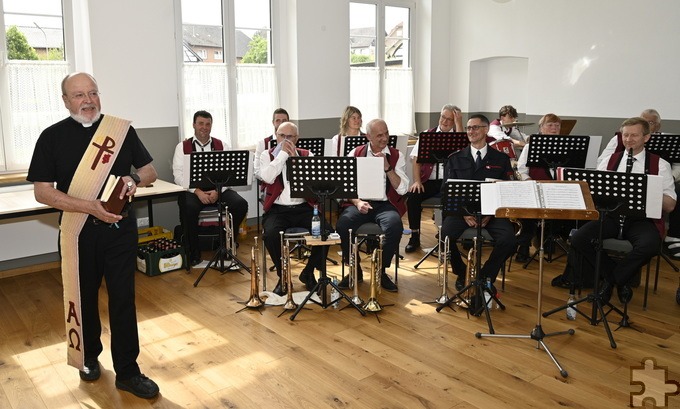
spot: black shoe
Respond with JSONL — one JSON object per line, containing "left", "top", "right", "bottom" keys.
{"left": 190, "top": 257, "right": 202, "bottom": 267}
{"left": 272, "top": 279, "right": 286, "bottom": 296}
{"left": 404, "top": 235, "right": 420, "bottom": 253}
{"left": 455, "top": 274, "right": 465, "bottom": 291}
{"left": 338, "top": 275, "right": 350, "bottom": 289}
{"left": 115, "top": 374, "right": 159, "bottom": 399}
{"left": 551, "top": 274, "right": 572, "bottom": 289}
{"left": 598, "top": 280, "right": 614, "bottom": 304}
{"left": 617, "top": 284, "right": 633, "bottom": 304}
{"left": 515, "top": 246, "right": 530, "bottom": 262}
{"left": 79, "top": 358, "right": 101, "bottom": 382}
{"left": 299, "top": 268, "right": 318, "bottom": 292}
{"left": 380, "top": 272, "right": 398, "bottom": 292}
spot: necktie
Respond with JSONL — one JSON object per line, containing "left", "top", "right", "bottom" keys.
{"left": 475, "top": 151, "right": 482, "bottom": 170}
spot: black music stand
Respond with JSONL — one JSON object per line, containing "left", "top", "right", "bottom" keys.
{"left": 543, "top": 168, "right": 652, "bottom": 348}
{"left": 523, "top": 135, "right": 590, "bottom": 265}
{"left": 476, "top": 180, "right": 597, "bottom": 378}
{"left": 189, "top": 150, "right": 252, "bottom": 287}
{"left": 413, "top": 132, "right": 469, "bottom": 268}
{"left": 270, "top": 137, "right": 326, "bottom": 157}
{"left": 341, "top": 135, "right": 398, "bottom": 156}
{"left": 435, "top": 180, "right": 506, "bottom": 335}
{"left": 285, "top": 156, "right": 366, "bottom": 320}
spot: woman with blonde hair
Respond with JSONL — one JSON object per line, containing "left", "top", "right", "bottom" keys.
{"left": 331, "top": 105, "right": 364, "bottom": 156}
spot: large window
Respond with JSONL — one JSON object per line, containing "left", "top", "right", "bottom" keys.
{"left": 350, "top": 1, "right": 414, "bottom": 135}
{"left": 179, "top": 0, "right": 276, "bottom": 149}
{"left": 0, "top": 0, "right": 69, "bottom": 172}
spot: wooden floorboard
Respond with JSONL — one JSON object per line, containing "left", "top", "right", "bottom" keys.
{"left": 1, "top": 212, "right": 679, "bottom": 408}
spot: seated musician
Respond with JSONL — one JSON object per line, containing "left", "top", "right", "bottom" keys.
{"left": 405, "top": 104, "right": 464, "bottom": 253}
{"left": 488, "top": 105, "right": 529, "bottom": 158}
{"left": 514, "top": 113, "right": 563, "bottom": 262}
{"left": 171, "top": 110, "right": 249, "bottom": 267}
{"left": 336, "top": 118, "right": 408, "bottom": 292}
{"left": 441, "top": 114, "right": 518, "bottom": 295}
{"left": 331, "top": 105, "right": 365, "bottom": 156}
{"left": 598, "top": 109, "right": 680, "bottom": 262}
{"left": 259, "top": 122, "right": 326, "bottom": 295}
{"left": 254, "top": 108, "right": 289, "bottom": 179}
{"left": 570, "top": 117, "right": 676, "bottom": 304}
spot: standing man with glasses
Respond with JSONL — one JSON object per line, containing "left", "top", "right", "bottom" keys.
{"left": 405, "top": 104, "right": 464, "bottom": 253}
{"left": 440, "top": 114, "right": 517, "bottom": 297}
{"left": 27, "top": 72, "right": 160, "bottom": 399}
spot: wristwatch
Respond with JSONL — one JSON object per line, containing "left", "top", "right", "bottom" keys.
{"left": 129, "top": 173, "right": 141, "bottom": 185}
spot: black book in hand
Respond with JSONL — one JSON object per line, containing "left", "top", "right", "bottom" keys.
{"left": 100, "top": 175, "right": 131, "bottom": 215}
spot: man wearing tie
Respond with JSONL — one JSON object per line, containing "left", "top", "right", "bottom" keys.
{"left": 441, "top": 114, "right": 517, "bottom": 295}
{"left": 570, "top": 117, "right": 676, "bottom": 304}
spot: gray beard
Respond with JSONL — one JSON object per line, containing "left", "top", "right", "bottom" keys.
{"left": 71, "top": 111, "right": 101, "bottom": 126}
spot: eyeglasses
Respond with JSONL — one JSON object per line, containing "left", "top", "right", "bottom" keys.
{"left": 440, "top": 115, "right": 455, "bottom": 122}
{"left": 276, "top": 133, "right": 298, "bottom": 139}
{"left": 648, "top": 121, "right": 659, "bottom": 126}
{"left": 465, "top": 125, "right": 488, "bottom": 131}
{"left": 67, "top": 91, "right": 100, "bottom": 101}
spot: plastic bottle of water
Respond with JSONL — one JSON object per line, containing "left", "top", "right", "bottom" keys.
{"left": 484, "top": 277, "right": 494, "bottom": 309}
{"left": 566, "top": 293, "right": 577, "bottom": 320}
{"left": 331, "top": 276, "right": 339, "bottom": 308}
{"left": 311, "top": 205, "right": 321, "bottom": 239}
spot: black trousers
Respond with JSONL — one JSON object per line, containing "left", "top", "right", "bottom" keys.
{"left": 667, "top": 181, "right": 680, "bottom": 237}
{"left": 441, "top": 216, "right": 517, "bottom": 283}
{"left": 262, "top": 204, "right": 325, "bottom": 277}
{"left": 336, "top": 201, "right": 403, "bottom": 270}
{"left": 77, "top": 216, "right": 140, "bottom": 381}
{"left": 178, "top": 189, "right": 248, "bottom": 259}
{"left": 570, "top": 215, "right": 660, "bottom": 285}
{"left": 406, "top": 179, "right": 441, "bottom": 232}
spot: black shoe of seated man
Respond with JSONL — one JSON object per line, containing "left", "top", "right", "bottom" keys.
{"left": 617, "top": 283, "right": 633, "bottom": 305}
{"left": 380, "top": 272, "right": 398, "bottom": 292}
{"left": 272, "top": 279, "right": 286, "bottom": 296}
{"left": 79, "top": 358, "right": 101, "bottom": 382}
{"left": 514, "top": 245, "right": 530, "bottom": 262}
{"left": 115, "top": 374, "right": 160, "bottom": 399}
{"left": 598, "top": 280, "right": 614, "bottom": 304}
{"left": 404, "top": 235, "right": 420, "bottom": 253}
{"left": 551, "top": 274, "right": 572, "bottom": 289}
{"left": 299, "top": 268, "right": 318, "bottom": 292}
{"left": 455, "top": 274, "right": 465, "bottom": 291}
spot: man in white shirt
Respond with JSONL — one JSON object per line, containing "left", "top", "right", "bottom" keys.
{"left": 172, "top": 111, "right": 248, "bottom": 266}
{"left": 336, "top": 119, "right": 409, "bottom": 292}
{"left": 571, "top": 117, "right": 676, "bottom": 305}
{"left": 259, "top": 121, "right": 326, "bottom": 295}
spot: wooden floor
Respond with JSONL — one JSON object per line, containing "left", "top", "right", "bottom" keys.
{"left": 1, "top": 212, "right": 680, "bottom": 409}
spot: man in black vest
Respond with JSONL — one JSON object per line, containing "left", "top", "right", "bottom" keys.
{"left": 172, "top": 110, "right": 248, "bottom": 266}
{"left": 570, "top": 117, "right": 676, "bottom": 304}
{"left": 441, "top": 114, "right": 517, "bottom": 297}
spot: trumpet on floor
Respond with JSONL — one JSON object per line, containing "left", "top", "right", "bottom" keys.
{"left": 457, "top": 237, "right": 477, "bottom": 309}
{"left": 348, "top": 229, "right": 363, "bottom": 306}
{"left": 363, "top": 234, "right": 384, "bottom": 313}
{"left": 280, "top": 231, "right": 297, "bottom": 310}
{"left": 244, "top": 236, "right": 264, "bottom": 308}
{"left": 435, "top": 226, "right": 451, "bottom": 304}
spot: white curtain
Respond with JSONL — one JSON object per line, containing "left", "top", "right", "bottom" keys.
{"left": 182, "top": 63, "right": 231, "bottom": 148}
{"left": 236, "top": 64, "right": 277, "bottom": 149}
{"left": 384, "top": 67, "right": 414, "bottom": 135}
{"left": 181, "top": 63, "right": 276, "bottom": 149}
{"left": 350, "top": 66, "right": 414, "bottom": 135}
{"left": 3, "top": 61, "right": 69, "bottom": 170}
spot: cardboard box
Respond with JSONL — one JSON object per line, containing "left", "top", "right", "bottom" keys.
{"left": 137, "top": 239, "right": 186, "bottom": 276}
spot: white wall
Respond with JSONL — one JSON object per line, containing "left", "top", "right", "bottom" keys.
{"left": 449, "top": 0, "right": 680, "bottom": 119}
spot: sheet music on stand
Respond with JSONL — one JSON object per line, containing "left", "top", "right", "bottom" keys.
{"left": 645, "top": 133, "right": 680, "bottom": 164}
{"left": 269, "top": 138, "right": 327, "bottom": 157}
{"left": 416, "top": 132, "right": 469, "bottom": 164}
{"left": 288, "top": 156, "right": 359, "bottom": 201}
{"left": 341, "top": 135, "right": 398, "bottom": 156}
{"left": 441, "top": 180, "right": 492, "bottom": 217}
{"left": 557, "top": 167, "right": 662, "bottom": 219}
{"left": 187, "top": 150, "right": 252, "bottom": 190}
{"left": 526, "top": 135, "right": 590, "bottom": 169}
